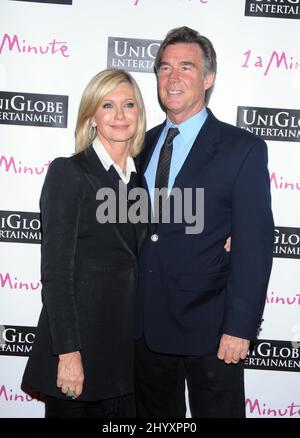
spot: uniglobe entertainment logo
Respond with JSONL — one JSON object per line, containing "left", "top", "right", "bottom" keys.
{"left": 0, "top": 325, "right": 5, "bottom": 348}
{"left": 236, "top": 106, "right": 300, "bottom": 142}
{"left": 244, "top": 339, "right": 300, "bottom": 372}
{"left": 0, "top": 210, "right": 41, "bottom": 244}
{"left": 0, "top": 325, "right": 36, "bottom": 357}
{"left": 107, "top": 37, "right": 161, "bottom": 73}
{"left": 245, "top": 0, "right": 300, "bottom": 19}
{"left": 273, "top": 227, "right": 300, "bottom": 259}
{"left": 0, "top": 91, "right": 68, "bottom": 128}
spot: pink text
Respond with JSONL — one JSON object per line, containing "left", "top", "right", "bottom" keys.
{"left": 242, "top": 50, "right": 299, "bottom": 76}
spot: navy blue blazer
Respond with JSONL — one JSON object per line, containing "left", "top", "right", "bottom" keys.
{"left": 135, "top": 109, "right": 274, "bottom": 356}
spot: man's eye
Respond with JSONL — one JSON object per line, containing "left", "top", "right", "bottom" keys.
{"left": 159, "top": 66, "right": 170, "bottom": 72}
{"left": 102, "top": 103, "right": 113, "bottom": 109}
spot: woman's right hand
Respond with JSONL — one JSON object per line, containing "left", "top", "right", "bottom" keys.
{"left": 56, "top": 351, "right": 84, "bottom": 399}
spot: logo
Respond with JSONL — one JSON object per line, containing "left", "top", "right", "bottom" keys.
{"left": 0, "top": 384, "right": 35, "bottom": 403}
{"left": 0, "top": 33, "right": 70, "bottom": 57}
{"left": 0, "top": 211, "right": 41, "bottom": 244}
{"left": 10, "top": 0, "right": 72, "bottom": 5}
{"left": 96, "top": 182, "right": 205, "bottom": 235}
{"left": 241, "top": 49, "right": 300, "bottom": 76}
{"left": 0, "top": 154, "right": 51, "bottom": 176}
{"left": 236, "top": 107, "right": 300, "bottom": 141}
{"left": 107, "top": 37, "right": 161, "bottom": 73}
{"left": 0, "top": 91, "right": 68, "bottom": 128}
{"left": 270, "top": 172, "right": 300, "bottom": 191}
{"left": 246, "top": 398, "right": 300, "bottom": 417}
{"left": 0, "top": 325, "right": 36, "bottom": 357}
{"left": 0, "top": 272, "right": 41, "bottom": 293}
{"left": 273, "top": 227, "right": 300, "bottom": 259}
{"left": 266, "top": 290, "right": 300, "bottom": 306}
{"left": 245, "top": 0, "right": 300, "bottom": 19}
{"left": 244, "top": 339, "right": 300, "bottom": 371}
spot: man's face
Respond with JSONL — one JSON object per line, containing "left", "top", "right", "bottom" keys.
{"left": 157, "top": 42, "right": 215, "bottom": 124}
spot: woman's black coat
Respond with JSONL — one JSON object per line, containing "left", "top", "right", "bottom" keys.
{"left": 22, "top": 145, "right": 146, "bottom": 401}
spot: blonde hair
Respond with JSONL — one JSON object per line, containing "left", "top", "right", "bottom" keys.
{"left": 75, "top": 69, "right": 146, "bottom": 157}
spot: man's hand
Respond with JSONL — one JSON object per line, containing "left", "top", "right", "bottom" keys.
{"left": 57, "top": 351, "right": 84, "bottom": 399}
{"left": 217, "top": 334, "right": 250, "bottom": 364}
{"left": 224, "top": 236, "right": 231, "bottom": 252}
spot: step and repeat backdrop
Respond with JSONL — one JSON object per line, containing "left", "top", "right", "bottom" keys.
{"left": 0, "top": 0, "right": 299, "bottom": 418}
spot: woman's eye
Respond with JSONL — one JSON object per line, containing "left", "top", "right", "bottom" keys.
{"left": 124, "top": 102, "right": 135, "bottom": 108}
{"left": 102, "top": 103, "right": 113, "bottom": 109}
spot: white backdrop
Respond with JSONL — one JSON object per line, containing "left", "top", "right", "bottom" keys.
{"left": 0, "top": 0, "right": 299, "bottom": 418}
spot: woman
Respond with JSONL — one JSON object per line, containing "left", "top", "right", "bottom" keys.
{"left": 22, "top": 69, "right": 147, "bottom": 418}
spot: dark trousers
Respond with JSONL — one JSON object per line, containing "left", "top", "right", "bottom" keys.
{"left": 45, "top": 393, "right": 135, "bottom": 418}
{"left": 134, "top": 338, "right": 245, "bottom": 418}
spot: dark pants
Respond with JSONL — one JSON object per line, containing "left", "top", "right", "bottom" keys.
{"left": 134, "top": 338, "right": 245, "bottom": 418}
{"left": 45, "top": 393, "right": 135, "bottom": 418}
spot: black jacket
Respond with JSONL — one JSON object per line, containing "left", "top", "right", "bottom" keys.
{"left": 22, "top": 145, "right": 146, "bottom": 401}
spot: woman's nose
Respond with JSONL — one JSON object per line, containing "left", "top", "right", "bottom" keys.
{"left": 115, "top": 106, "right": 125, "bottom": 120}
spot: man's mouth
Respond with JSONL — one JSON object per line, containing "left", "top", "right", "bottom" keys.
{"left": 167, "top": 90, "right": 183, "bottom": 95}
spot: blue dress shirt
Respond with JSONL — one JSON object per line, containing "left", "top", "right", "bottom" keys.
{"left": 145, "top": 107, "right": 208, "bottom": 205}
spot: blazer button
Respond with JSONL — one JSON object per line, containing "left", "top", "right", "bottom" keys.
{"left": 151, "top": 234, "right": 159, "bottom": 242}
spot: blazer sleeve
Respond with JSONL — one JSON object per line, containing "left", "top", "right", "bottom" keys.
{"left": 40, "top": 157, "right": 83, "bottom": 355}
{"left": 222, "top": 139, "right": 274, "bottom": 341}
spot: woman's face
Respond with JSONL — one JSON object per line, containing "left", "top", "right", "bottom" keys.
{"left": 91, "top": 82, "right": 139, "bottom": 149}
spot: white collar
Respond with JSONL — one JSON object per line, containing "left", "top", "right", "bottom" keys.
{"left": 92, "top": 136, "right": 136, "bottom": 184}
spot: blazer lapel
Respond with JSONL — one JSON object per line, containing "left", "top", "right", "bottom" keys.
{"left": 74, "top": 145, "right": 111, "bottom": 193}
{"left": 139, "top": 111, "right": 221, "bottom": 232}
{"left": 77, "top": 145, "right": 146, "bottom": 257}
{"left": 137, "top": 124, "right": 166, "bottom": 233}
{"left": 141, "top": 112, "right": 221, "bottom": 191}
{"left": 174, "top": 110, "right": 220, "bottom": 189}
{"left": 78, "top": 145, "right": 134, "bottom": 203}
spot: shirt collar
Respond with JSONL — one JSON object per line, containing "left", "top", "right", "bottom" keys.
{"left": 165, "top": 107, "right": 208, "bottom": 144}
{"left": 92, "top": 136, "right": 136, "bottom": 184}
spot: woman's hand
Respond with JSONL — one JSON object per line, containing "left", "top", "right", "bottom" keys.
{"left": 56, "top": 351, "right": 84, "bottom": 399}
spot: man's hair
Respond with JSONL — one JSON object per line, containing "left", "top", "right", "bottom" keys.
{"left": 155, "top": 26, "right": 217, "bottom": 75}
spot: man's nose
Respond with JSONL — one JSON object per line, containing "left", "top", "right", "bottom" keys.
{"left": 168, "top": 68, "right": 179, "bottom": 80}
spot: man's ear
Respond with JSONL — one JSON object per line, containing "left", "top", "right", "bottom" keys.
{"left": 204, "top": 73, "right": 215, "bottom": 91}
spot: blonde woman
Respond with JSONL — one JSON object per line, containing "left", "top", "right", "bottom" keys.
{"left": 22, "top": 69, "right": 146, "bottom": 418}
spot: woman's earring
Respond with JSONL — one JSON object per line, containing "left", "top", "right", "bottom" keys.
{"left": 89, "top": 124, "right": 96, "bottom": 140}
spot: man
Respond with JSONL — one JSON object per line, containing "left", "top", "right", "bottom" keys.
{"left": 134, "top": 26, "right": 274, "bottom": 418}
